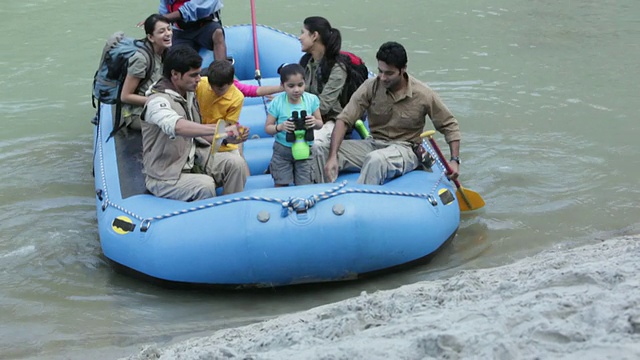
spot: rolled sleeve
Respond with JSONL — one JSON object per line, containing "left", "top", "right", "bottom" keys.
{"left": 429, "top": 92, "right": 461, "bottom": 144}
{"left": 336, "top": 78, "right": 372, "bottom": 128}
{"left": 126, "top": 52, "right": 148, "bottom": 79}
{"left": 145, "top": 96, "right": 182, "bottom": 138}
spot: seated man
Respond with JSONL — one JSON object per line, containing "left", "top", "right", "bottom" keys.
{"left": 196, "top": 60, "right": 250, "bottom": 174}
{"left": 141, "top": 45, "right": 247, "bottom": 201}
{"left": 158, "top": 0, "right": 227, "bottom": 61}
{"left": 315, "top": 41, "right": 461, "bottom": 185}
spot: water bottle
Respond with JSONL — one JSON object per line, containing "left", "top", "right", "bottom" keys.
{"left": 354, "top": 119, "right": 371, "bottom": 139}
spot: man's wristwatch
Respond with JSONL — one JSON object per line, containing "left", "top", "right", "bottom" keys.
{"left": 450, "top": 156, "right": 461, "bottom": 165}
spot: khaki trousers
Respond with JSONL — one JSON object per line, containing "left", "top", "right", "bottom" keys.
{"left": 313, "top": 138, "right": 419, "bottom": 185}
{"left": 146, "top": 150, "right": 247, "bottom": 201}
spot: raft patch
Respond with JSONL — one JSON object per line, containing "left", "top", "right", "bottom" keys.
{"left": 438, "top": 189, "right": 455, "bottom": 205}
{"left": 112, "top": 216, "right": 135, "bottom": 234}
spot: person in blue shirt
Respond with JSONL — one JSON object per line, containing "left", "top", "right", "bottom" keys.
{"left": 264, "top": 64, "right": 323, "bottom": 187}
{"left": 156, "top": 0, "right": 226, "bottom": 61}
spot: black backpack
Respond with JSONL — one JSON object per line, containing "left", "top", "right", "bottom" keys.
{"left": 91, "top": 32, "right": 154, "bottom": 138}
{"left": 300, "top": 51, "right": 369, "bottom": 107}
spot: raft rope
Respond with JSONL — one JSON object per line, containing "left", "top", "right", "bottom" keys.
{"left": 423, "top": 138, "right": 448, "bottom": 175}
{"left": 97, "top": 125, "right": 449, "bottom": 230}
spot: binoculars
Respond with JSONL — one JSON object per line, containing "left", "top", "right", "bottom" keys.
{"left": 284, "top": 110, "right": 314, "bottom": 160}
{"left": 285, "top": 110, "right": 314, "bottom": 143}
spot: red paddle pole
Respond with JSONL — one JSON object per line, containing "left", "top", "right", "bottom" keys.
{"left": 250, "top": 0, "right": 261, "bottom": 81}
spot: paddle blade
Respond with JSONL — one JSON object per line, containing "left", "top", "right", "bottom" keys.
{"left": 456, "top": 187, "right": 485, "bottom": 212}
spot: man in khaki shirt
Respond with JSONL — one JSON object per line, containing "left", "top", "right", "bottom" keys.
{"left": 314, "top": 41, "right": 461, "bottom": 185}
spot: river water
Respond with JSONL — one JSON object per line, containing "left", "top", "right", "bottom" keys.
{"left": 1, "top": 0, "right": 639, "bottom": 359}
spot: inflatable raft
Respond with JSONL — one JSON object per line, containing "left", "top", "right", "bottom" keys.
{"left": 92, "top": 25, "right": 460, "bottom": 287}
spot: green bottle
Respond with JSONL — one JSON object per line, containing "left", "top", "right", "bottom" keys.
{"left": 354, "top": 119, "right": 371, "bottom": 139}
{"left": 291, "top": 130, "right": 310, "bottom": 160}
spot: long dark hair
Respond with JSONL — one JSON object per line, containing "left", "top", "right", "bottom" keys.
{"left": 303, "top": 16, "right": 344, "bottom": 78}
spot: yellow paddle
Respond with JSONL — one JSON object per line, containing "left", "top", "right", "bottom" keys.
{"left": 210, "top": 120, "right": 228, "bottom": 155}
{"left": 420, "top": 130, "right": 485, "bottom": 212}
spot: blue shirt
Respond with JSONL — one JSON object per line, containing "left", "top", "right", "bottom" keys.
{"left": 268, "top": 92, "right": 320, "bottom": 147}
{"left": 159, "top": 0, "right": 223, "bottom": 23}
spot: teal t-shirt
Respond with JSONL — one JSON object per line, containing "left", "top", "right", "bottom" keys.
{"left": 268, "top": 92, "right": 320, "bottom": 147}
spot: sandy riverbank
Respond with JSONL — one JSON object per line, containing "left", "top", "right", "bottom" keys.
{"left": 124, "top": 236, "right": 640, "bottom": 359}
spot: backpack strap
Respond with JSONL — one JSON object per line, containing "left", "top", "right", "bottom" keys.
{"left": 107, "top": 41, "right": 155, "bottom": 141}
{"left": 299, "top": 53, "right": 312, "bottom": 68}
{"left": 136, "top": 40, "right": 155, "bottom": 91}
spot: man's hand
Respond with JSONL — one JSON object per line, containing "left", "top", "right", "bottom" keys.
{"left": 224, "top": 124, "right": 249, "bottom": 144}
{"left": 324, "top": 156, "right": 339, "bottom": 183}
{"left": 447, "top": 161, "right": 459, "bottom": 180}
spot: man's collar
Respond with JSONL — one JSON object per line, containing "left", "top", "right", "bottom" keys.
{"left": 387, "top": 72, "right": 413, "bottom": 100}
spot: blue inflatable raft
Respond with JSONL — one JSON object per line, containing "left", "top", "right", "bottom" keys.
{"left": 92, "top": 25, "right": 460, "bottom": 287}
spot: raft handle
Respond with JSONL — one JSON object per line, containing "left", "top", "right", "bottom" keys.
{"left": 427, "top": 195, "right": 438, "bottom": 207}
{"left": 140, "top": 219, "right": 151, "bottom": 232}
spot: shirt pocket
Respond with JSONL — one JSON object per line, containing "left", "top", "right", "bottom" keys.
{"left": 369, "top": 100, "right": 392, "bottom": 120}
{"left": 399, "top": 107, "right": 423, "bottom": 122}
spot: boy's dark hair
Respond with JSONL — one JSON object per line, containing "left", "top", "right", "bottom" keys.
{"left": 376, "top": 42, "right": 408, "bottom": 70}
{"left": 207, "top": 60, "right": 235, "bottom": 87}
{"left": 277, "top": 63, "right": 305, "bottom": 83}
{"left": 162, "top": 45, "right": 202, "bottom": 79}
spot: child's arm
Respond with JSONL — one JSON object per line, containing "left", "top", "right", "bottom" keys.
{"left": 256, "top": 84, "right": 284, "bottom": 97}
{"left": 265, "top": 114, "right": 282, "bottom": 136}
{"left": 305, "top": 108, "right": 324, "bottom": 130}
{"left": 234, "top": 79, "right": 259, "bottom": 98}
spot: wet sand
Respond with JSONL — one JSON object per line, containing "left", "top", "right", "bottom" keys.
{"left": 124, "top": 236, "right": 640, "bottom": 359}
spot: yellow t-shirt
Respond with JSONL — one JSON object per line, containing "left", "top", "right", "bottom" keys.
{"left": 196, "top": 77, "right": 245, "bottom": 152}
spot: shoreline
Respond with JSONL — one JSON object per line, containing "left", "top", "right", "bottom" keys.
{"left": 124, "top": 236, "right": 640, "bottom": 359}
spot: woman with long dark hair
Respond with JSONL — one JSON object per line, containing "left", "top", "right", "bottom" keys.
{"left": 120, "top": 14, "right": 172, "bottom": 131}
{"left": 299, "top": 16, "right": 347, "bottom": 143}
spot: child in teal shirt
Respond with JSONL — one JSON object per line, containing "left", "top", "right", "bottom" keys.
{"left": 264, "top": 64, "right": 323, "bottom": 186}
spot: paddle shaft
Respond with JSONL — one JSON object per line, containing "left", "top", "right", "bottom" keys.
{"left": 249, "top": 0, "right": 268, "bottom": 115}
{"left": 426, "top": 136, "right": 473, "bottom": 209}
{"left": 250, "top": 0, "right": 261, "bottom": 81}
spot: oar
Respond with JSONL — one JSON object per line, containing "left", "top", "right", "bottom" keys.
{"left": 211, "top": 120, "right": 229, "bottom": 156}
{"left": 420, "top": 130, "right": 485, "bottom": 212}
{"left": 211, "top": 121, "right": 249, "bottom": 156}
{"left": 249, "top": 0, "right": 268, "bottom": 115}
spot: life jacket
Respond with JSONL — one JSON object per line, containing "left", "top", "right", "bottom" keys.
{"left": 166, "top": 0, "right": 189, "bottom": 13}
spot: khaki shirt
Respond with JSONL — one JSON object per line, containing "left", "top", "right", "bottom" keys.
{"left": 142, "top": 79, "right": 205, "bottom": 181}
{"left": 337, "top": 74, "right": 461, "bottom": 144}
{"left": 305, "top": 59, "right": 347, "bottom": 122}
{"left": 122, "top": 50, "right": 163, "bottom": 118}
